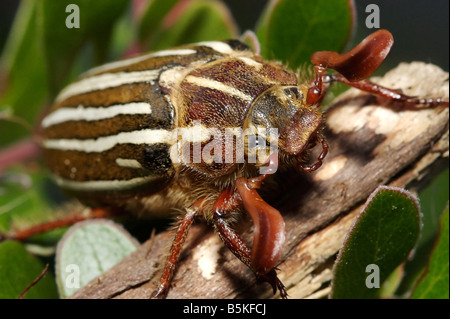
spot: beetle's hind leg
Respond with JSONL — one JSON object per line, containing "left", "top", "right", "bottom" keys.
{"left": 212, "top": 181, "right": 287, "bottom": 299}
{"left": 0, "top": 206, "right": 119, "bottom": 241}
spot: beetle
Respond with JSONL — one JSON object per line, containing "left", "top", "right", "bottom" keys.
{"left": 37, "top": 29, "right": 448, "bottom": 298}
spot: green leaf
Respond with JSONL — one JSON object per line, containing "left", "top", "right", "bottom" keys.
{"left": 38, "top": 0, "right": 130, "bottom": 95}
{"left": 330, "top": 186, "right": 421, "bottom": 299}
{"left": 38, "top": 0, "right": 130, "bottom": 89}
{"left": 0, "top": 240, "right": 58, "bottom": 299}
{"left": 379, "top": 263, "right": 404, "bottom": 297}
{"left": 419, "top": 169, "right": 449, "bottom": 244}
{"left": 56, "top": 219, "right": 139, "bottom": 298}
{"left": 411, "top": 207, "right": 449, "bottom": 299}
{"left": 0, "top": 0, "right": 130, "bottom": 146}
{"left": 395, "top": 168, "right": 449, "bottom": 295}
{"left": 138, "top": 0, "right": 180, "bottom": 48}
{"left": 256, "top": 0, "right": 354, "bottom": 70}
{"left": 148, "top": 0, "right": 238, "bottom": 51}
{"left": 0, "top": 0, "right": 48, "bottom": 146}
{"left": 0, "top": 168, "right": 67, "bottom": 245}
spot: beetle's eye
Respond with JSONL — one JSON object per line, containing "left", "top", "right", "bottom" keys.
{"left": 254, "top": 137, "right": 268, "bottom": 147}
{"left": 284, "top": 87, "right": 300, "bottom": 99}
{"left": 246, "top": 134, "right": 270, "bottom": 150}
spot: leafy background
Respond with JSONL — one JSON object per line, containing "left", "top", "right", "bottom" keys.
{"left": 0, "top": 0, "right": 448, "bottom": 299}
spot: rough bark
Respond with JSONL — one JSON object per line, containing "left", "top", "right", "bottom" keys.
{"left": 71, "top": 62, "right": 449, "bottom": 299}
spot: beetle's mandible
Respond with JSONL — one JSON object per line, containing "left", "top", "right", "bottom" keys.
{"left": 38, "top": 30, "right": 448, "bottom": 298}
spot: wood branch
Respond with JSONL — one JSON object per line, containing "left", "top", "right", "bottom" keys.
{"left": 71, "top": 62, "right": 449, "bottom": 299}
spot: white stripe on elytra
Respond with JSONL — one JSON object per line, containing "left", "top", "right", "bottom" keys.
{"left": 52, "top": 174, "right": 159, "bottom": 192}
{"left": 184, "top": 75, "right": 253, "bottom": 102}
{"left": 42, "top": 129, "right": 175, "bottom": 153}
{"left": 42, "top": 102, "right": 152, "bottom": 128}
{"left": 238, "top": 56, "right": 263, "bottom": 70}
{"left": 196, "top": 41, "right": 234, "bottom": 55}
{"left": 82, "top": 48, "right": 197, "bottom": 77}
{"left": 115, "top": 158, "right": 144, "bottom": 169}
{"left": 56, "top": 42, "right": 236, "bottom": 103}
{"left": 42, "top": 125, "right": 215, "bottom": 153}
{"left": 56, "top": 69, "right": 160, "bottom": 103}
{"left": 82, "top": 42, "right": 232, "bottom": 79}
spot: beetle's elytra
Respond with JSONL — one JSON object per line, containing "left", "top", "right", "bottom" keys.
{"left": 39, "top": 30, "right": 448, "bottom": 298}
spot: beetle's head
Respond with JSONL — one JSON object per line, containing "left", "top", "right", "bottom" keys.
{"left": 244, "top": 85, "right": 323, "bottom": 166}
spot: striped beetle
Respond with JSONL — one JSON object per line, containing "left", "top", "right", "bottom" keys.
{"left": 40, "top": 30, "right": 448, "bottom": 298}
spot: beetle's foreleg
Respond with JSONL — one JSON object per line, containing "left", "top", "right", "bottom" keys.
{"left": 151, "top": 199, "right": 204, "bottom": 299}
{"left": 213, "top": 212, "right": 287, "bottom": 298}
{"left": 235, "top": 177, "right": 286, "bottom": 278}
{"left": 213, "top": 181, "right": 287, "bottom": 298}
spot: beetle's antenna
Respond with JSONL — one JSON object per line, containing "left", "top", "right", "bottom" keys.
{"left": 311, "top": 30, "right": 394, "bottom": 82}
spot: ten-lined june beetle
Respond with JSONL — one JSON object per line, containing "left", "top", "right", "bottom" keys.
{"left": 40, "top": 29, "right": 448, "bottom": 298}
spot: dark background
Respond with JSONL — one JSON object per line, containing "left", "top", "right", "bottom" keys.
{"left": 221, "top": 0, "right": 449, "bottom": 71}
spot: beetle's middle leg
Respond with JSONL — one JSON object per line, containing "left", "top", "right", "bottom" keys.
{"left": 212, "top": 178, "right": 287, "bottom": 299}
{"left": 151, "top": 198, "right": 204, "bottom": 299}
